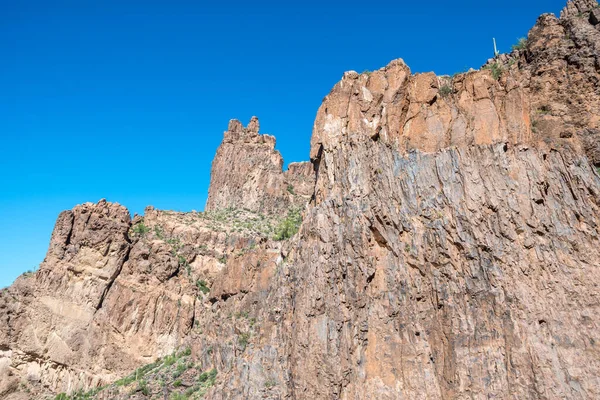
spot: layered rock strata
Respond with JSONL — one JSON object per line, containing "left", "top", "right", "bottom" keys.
{"left": 0, "top": 1, "right": 599, "bottom": 399}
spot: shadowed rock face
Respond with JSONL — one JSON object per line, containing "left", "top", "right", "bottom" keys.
{"left": 1, "top": 1, "right": 600, "bottom": 399}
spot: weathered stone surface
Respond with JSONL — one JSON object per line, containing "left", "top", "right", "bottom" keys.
{"left": 1, "top": 1, "right": 600, "bottom": 399}
{"left": 560, "top": 0, "right": 598, "bottom": 18}
{"left": 206, "top": 117, "right": 315, "bottom": 215}
{"left": 310, "top": 59, "right": 532, "bottom": 159}
{"left": 590, "top": 7, "right": 600, "bottom": 24}
{"left": 0, "top": 200, "right": 133, "bottom": 395}
{"left": 280, "top": 140, "right": 600, "bottom": 399}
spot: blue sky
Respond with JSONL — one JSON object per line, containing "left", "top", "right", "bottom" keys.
{"left": 0, "top": 0, "right": 566, "bottom": 288}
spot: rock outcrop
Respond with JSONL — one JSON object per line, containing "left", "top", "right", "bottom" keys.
{"left": 1, "top": 1, "right": 600, "bottom": 399}
{"left": 206, "top": 116, "right": 315, "bottom": 215}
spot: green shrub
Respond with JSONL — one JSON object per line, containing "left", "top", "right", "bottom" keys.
{"left": 287, "top": 184, "right": 295, "bottom": 194}
{"left": 132, "top": 222, "right": 150, "bottom": 237}
{"left": 273, "top": 208, "right": 302, "bottom": 241}
{"left": 439, "top": 84, "right": 452, "bottom": 97}
{"left": 163, "top": 353, "right": 177, "bottom": 366}
{"left": 115, "top": 373, "right": 136, "bottom": 387}
{"left": 173, "top": 379, "right": 183, "bottom": 387}
{"left": 176, "top": 364, "right": 187, "bottom": 375}
{"left": 238, "top": 332, "right": 251, "bottom": 351}
{"left": 177, "top": 254, "right": 187, "bottom": 267}
{"left": 180, "top": 347, "right": 192, "bottom": 357}
{"left": 484, "top": 62, "right": 503, "bottom": 81}
{"left": 195, "top": 279, "right": 209, "bottom": 295}
{"left": 198, "top": 368, "right": 218, "bottom": 388}
{"left": 531, "top": 119, "right": 539, "bottom": 133}
{"left": 511, "top": 37, "right": 527, "bottom": 51}
{"left": 537, "top": 105, "right": 551, "bottom": 115}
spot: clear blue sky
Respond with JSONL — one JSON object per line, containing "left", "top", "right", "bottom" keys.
{"left": 0, "top": 0, "right": 565, "bottom": 288}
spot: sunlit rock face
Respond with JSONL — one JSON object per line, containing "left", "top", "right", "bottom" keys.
{"left": 1, "top": 0, "right": 600, "bottom": 399}
{"left": 206, "top": 116, "right": 315, "bottom": 216}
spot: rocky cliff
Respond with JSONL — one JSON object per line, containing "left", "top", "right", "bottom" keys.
{"left": 1, "top": 1, "right": 600, "bottom": 399}
{"left": 206, "top": 116, "right": 314, "bottom": 215}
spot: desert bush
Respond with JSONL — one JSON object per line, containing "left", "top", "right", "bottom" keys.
{"left": 273, "top": 208, "right": 302, "bottom": 241}
{"left": 132, "top": 222, "right": 150, "bottom": 237}
{"left": 439, "top": 84, "right": 452, "bottom": 97}
{"left": 484, "top": 62, "right": 503, "bottom": 81}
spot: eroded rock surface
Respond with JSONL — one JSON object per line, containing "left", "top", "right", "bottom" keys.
{"left": 1, "top": 1, "right": 600, "bottom": 399}
{"left": 206, "top": 116, "right": 315, "bottom": 215}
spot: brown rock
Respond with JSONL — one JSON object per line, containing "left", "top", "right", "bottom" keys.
{"left": 560, "top": 0, "right": 598, "bottom": 18}
{"left": 590, "top": 8, "right": 600, "bottom": 24}
{"left": 2, "top": 1, "right": 600, "bottom": 399}
{"left": 206, "top": 117, "right": 315, "bottom": 215}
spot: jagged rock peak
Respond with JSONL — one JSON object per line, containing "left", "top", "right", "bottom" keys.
{"left": 223, "top": 116, "right": 274, "bottom": 148}
{"left": 2, "top": 1, "right": 600, "bottom": 398}
{"left": 206, "top": 117, "right": 315, "bottom": 214}
{"left": 312, "top": 5, "right": 600, "bottom": 165}
{"left": 560, "top": 0, "right": 599, "bottom": 18}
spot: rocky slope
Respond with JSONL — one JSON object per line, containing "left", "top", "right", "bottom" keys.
{"left": 1, "top": 0, "right": 600, "bottom": 399}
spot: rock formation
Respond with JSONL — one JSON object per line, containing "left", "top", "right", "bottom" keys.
{"left": 206, "top": 116, "right": 314, "bottom": 215}
{"left": 1, "top": 0, "right": 600, "bottom": 399}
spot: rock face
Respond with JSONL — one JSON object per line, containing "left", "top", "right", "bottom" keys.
{"left": 1, "top": 1, "right": 600, "bottom": 399}
{"left": 206, "top": 116, "right": 315, "bottom": 215}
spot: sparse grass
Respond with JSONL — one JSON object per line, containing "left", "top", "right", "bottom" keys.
{"left": 483, "top": 62, "right": 503, "bottom": 81}
{"left": 54, "top": 386, "right": 106, "bottom": 399}
{"left": 60, "top": 347, "right": 212, "bottom": 399}
{"left": 163, "top": 353, "right": 178, "bottom": 367}
{"left": 168, "top": 207, "right": 298, "bottom": 240}
{"left": 511, "top": 37, "right": 527, "bottom": 51}
{"left": 174, "top": 362, "right": 188, "bottom": 378}
{"left": 287, "top": 184, "right": 295, "bottom": 194}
